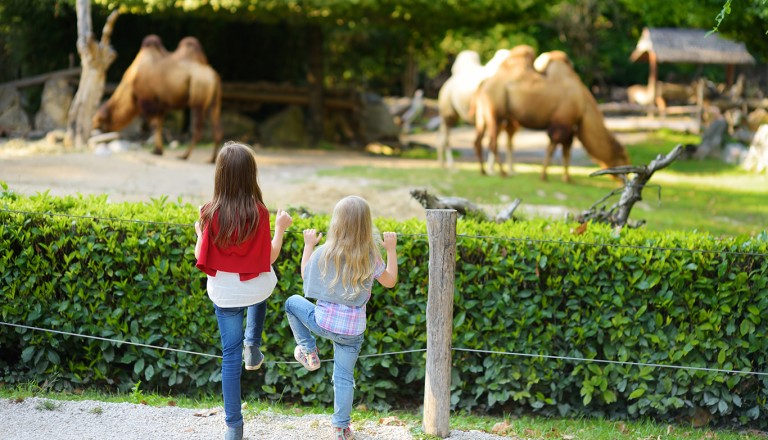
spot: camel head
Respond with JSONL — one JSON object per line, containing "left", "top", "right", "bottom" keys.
{"left": 92, "top": 104, "right": 112, "bottom": 133}
{"left": 92, "top": 93, "right": 140, "bottom": 133}
{"left": 599, "top": 135, "right": 631, "bottom": 173}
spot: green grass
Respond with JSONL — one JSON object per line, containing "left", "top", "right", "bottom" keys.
{"left": 322, "top": 130, "right": 768, "bottom": 238}
{"left": 2, "top": 383, "right": 763, "bottom": 439}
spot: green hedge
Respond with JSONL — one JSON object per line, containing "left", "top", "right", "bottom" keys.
{"left": 1, "top": 186, "right": 767, "bottom": 428}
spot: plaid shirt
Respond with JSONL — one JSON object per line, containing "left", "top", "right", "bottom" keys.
{"left": 314, "top": 259, "right": 385, "bottom": 336}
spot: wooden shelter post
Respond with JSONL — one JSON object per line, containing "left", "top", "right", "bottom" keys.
{"left": 423, "top": 209, "right": 457, "bottom": 438}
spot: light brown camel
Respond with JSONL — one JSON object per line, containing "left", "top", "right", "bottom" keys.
{"left": 471, "top": 48, "right": 630, "bottom": 181}
{"left": 92, "top": 35, "right": 223, "bottom": 162}
{"left": 436, "top": 49, "right": 511, "bottom": 169}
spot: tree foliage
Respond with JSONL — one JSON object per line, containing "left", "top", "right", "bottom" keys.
{"left": 1, "top": 0, "right": 765, "bottom": 99}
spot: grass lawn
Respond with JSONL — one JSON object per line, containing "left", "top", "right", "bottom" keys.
{"left": 322, "top": 130, "right": 768, "bottom": 238}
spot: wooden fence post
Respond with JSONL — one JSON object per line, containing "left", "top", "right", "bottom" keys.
{"left": 423, "top": 209, "right": 457, "bottom": 438}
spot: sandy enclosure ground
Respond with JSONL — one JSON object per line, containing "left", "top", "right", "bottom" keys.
{"left": 0, "top": 139, "right": 435, "bottom": 220}
{"left": 0, "top": 126, "right": 650, "bottom": 220}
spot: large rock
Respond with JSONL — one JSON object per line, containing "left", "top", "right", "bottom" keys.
{"left": 693, "top": 118, "right": 728, "bottom": 160}
{"left": 213, "top": 110, "right": 259, "bottom": 144}
{"left": 0, "top": 87, "right": 31, "bottom": 135}
{"left": 259, "top": 105, "right": 308, "bottom": 146}
{"left": 743, "top": 124, "right": 768, "bottom": 174}
{"left": 359, "top": 92, "right": 401, "bottom": 144}
{"left": 34, "top": 77, "right": 73, "bottom": 131}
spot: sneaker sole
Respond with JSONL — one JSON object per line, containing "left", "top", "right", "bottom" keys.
{"left": 244, "top": 358, "right": 264, "bottom": 370}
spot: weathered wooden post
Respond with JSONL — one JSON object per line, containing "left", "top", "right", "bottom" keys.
{"left": 423, "top": 209, "right": 457, "bottom": 438}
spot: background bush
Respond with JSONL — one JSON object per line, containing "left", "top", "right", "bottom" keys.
{"left": 1, "top": 187, "right": 767, "bottom": 428}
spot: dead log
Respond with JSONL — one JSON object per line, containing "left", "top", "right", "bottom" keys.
{"left": 409, "top": 189, "right": 521, "bottom": 223}
{"left": 65, "top": 4, "right": 119, "bottom": 150}
{"left": 577, "top": 144, "right": 684, "bottom": 229}
{"left": 0, "top": 67, "right": 82, "bottom": 90}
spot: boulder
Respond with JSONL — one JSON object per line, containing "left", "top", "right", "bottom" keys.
{"left": 34, "top": 77, "right": 73, "bottom": 131}
{"left": 743, "top": 124, "right": 768, "bottom": 174}
{"left": 259, "top": 105, "right": 308, "bottom": 146}
{"left": 0, "top": 87, "right": 31, "bottom": 135}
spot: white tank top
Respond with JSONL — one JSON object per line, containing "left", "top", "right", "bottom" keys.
{"left": 206, "top": 266, "right": 277, "bottom": 308}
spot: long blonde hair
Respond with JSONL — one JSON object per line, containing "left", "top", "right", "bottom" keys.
{"left": 319, "top": 196, "right": 380, "bottom": 300}
{"left": 200, "top": 141, "right": 264, "bottom": 248}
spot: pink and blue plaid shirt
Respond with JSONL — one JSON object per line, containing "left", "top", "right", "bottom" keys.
{"left": 314, "top": 259, "right": 385, "bottom": 336}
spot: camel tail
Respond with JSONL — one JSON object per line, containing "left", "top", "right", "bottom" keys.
{"left": 209, "top": 72, "right": 222, "bottom": 124}
{"left": 577, "top": 90, "right": 629, "bottom": 168}
{"left": 189, "top": 66, "right": 217, "bottom": 109}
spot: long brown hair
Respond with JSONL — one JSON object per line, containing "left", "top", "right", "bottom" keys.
{"left": 199, "top": 141, "right": 264, "bottom": 248}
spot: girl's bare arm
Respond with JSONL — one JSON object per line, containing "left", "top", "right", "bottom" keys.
{"left": 376, "top": 232, "right": 398, "bottom": 288}
{"left": 301, "top": 229, "right": 322, "bottom": 279}
{"left": 270, "top": 209, "right": 293, "bottom": 264}
{"left": 194, "top": 221, "right": 203, "bottom": 260}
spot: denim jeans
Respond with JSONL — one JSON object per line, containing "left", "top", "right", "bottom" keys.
{"left": 284, "top": 295, "right": 364, "bottom": 428}
{"left": 244, "top": 302, "right": 265, "bottom": 348}
{"left": 214, "top": 300, "right": 266, "bottom": 428}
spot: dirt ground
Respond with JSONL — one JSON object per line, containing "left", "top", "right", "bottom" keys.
{"left": 0, "top": 125, "right": 653, "bottom": 220}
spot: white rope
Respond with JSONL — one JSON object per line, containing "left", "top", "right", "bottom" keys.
{"left": 453, "top": 347, "right": 768, "bottom": 376}
{"left": 3, "top": 321, "right": 764, "bottom": 376}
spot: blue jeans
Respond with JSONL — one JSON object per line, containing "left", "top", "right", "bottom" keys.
{"left": 284, "top": 295, "right": 364, "bottom": 428}
{"left": 214, "top": 300, "right": 266, "bottom": 428}
{"left": 245, "top": 302, "right": 265, "bottom": 348}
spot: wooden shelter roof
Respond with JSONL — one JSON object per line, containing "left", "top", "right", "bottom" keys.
{"left": 630, "top": 27, "right": 755, "bottom": 65}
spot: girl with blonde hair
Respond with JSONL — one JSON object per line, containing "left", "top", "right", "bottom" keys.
{"left": 285, "top": 195, "right": 398, "bottom": 440}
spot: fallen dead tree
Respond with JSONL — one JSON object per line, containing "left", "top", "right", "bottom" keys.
{"left": 577, "top": 144, "right": 684, "bottom": 228}
{"left": 409, "top": 189, "right": 521, "bottom": 223}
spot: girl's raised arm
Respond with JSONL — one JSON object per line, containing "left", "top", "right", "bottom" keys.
{"left": 270, "top": 209, "right": 293, "bottom": 264}
{"left": 376, "top": 231, "right": 398, "bottom": 288}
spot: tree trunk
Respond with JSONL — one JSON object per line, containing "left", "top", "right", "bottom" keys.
{"left": 306, "top": 25, "right": 324, "bottom": 146}
{"left": 402, "top": 44, "right": 418, "bottom": 98}
{"left": 65, "top": 1, "right": 119, "bottom": 150}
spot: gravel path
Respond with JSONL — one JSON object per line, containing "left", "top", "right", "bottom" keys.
{"left": 0, "top": 397, "right": 512, "bottom": 440}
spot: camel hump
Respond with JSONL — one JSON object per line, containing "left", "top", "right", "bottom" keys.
{"left": 451, "top": 50, "right": 482, "bottom": 75}
{"left": 173, "top": 36, "right": 209, "bottom": 64}
{"left": 141, "top": 34, "right": 169, "bottom": 55}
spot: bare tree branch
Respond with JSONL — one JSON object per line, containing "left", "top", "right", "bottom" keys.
{"left": 578, "top": 144, "right": 684, "bottom": 228}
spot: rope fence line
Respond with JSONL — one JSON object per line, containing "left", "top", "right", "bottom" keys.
{"left": 2, "top": 208, "right": 767, "bottom": 257}
{"left": 3, "top": 321, "right": 766, "bottom": 377}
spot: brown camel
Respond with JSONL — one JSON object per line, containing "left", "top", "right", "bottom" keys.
{"left": 471, "top": 47, "right": 630, "bottom": 181}
{"left": 93, "top": 35, "right": 223, "bottom": 162}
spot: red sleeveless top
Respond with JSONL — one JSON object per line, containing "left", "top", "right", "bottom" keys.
{"left": 196, "top": 203, "right": 271, "bottom": 281}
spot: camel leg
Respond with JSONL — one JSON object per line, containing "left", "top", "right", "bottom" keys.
{"left": 561, "top": 139, "right": 573, "bottom": 183}
{"left": 540, "top": 140, "right": 558, "bottom": 181}
{"left": 152, "top": 117, "right": 164, "bottom": 155}
{"left": 180, "top": 107, "right": 204, "bottom": 160}
{"left": 492, "top": 124, "right": 507, "bottom": 177}
{"left": 437, "top": 121, "right": 453, "bottom": 169}
{"left": 504, "top": 119, "right": 518, "bottom": 175}
{"left": 485, "top": 123, "right": 507, "bottom": 177}
{"left": 484, "top": 116, "right": 505, "bottom": 176}
{"left": 473, "top": 121, "right": 488, "bottom": 175}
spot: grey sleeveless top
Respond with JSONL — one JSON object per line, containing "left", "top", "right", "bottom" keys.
{"left": 303, "top": 245, "right": 375, "bottom": 307}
